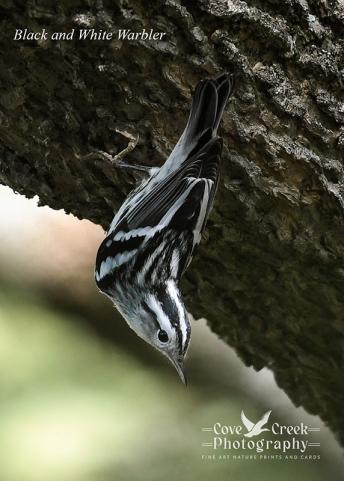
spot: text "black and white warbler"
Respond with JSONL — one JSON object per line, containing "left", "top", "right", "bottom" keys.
{"left": 95, "top": 73, "right": 234, "bottom": 384}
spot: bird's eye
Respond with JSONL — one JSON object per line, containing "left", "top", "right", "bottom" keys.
{"left": 158, "top": 329, "right": 169, "bottom": 343}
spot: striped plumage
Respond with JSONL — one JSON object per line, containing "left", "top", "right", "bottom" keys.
{"left": 95, "top": 73, "right": 234, "bottom": 383}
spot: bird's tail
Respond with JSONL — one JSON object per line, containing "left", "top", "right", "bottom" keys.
{"left": 163, "top": 73, "right": 234, "bottom": 172}
{"left": 184, "top": 72, "right": 234, "bottom": 143}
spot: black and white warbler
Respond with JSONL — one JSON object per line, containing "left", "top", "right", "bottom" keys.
{"left": 95, "top": 73, "right": 234, "bottom": 384}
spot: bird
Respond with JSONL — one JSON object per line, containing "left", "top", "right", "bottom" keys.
{"left": 241, "top": 410, "right": 272, "bottom": 437}
{"left": 95, "top": 72, "right": 234, "bottom": 384}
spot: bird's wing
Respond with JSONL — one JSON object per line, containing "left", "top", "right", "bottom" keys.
{"left": 122, "top": 137, "right": 222, "bottom": 233}
{"left": 96, "top": 73, "right": 233, "bottom": 288}
{"left": 107, "top": 72, "right": 234, "bottom": 235}
{"left": 241, "top": 411, "right": 255, "bottom": 431}
{"left": 95, "top": 138, "right": 221, "bottom": 286}
{"left": 255, "top": 410, "right": 272, "bottom": 430}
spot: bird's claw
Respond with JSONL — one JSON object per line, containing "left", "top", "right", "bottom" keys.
{"left": 109, "top": 129, "right": 139, "bottom": 164}
{"left": 81, "top": 130, "right": 139, "bottom": 165}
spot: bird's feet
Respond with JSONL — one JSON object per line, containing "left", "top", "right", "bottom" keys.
{"left": 106, "top": 128, "right": 140, "bottom": 164}
{"left": 87, "top": 129, "right": 156, "bottom": 175}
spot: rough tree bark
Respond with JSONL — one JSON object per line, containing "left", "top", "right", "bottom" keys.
{"left": 0, "top": 0, "right": 343, "bottom": 442}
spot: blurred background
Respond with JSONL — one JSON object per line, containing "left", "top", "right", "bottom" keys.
{"left": 0, "top": 185, "right": 343, "bottom": 481}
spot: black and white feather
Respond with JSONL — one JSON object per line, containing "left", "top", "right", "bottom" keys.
{"left": 95, "top": 73, "right": 234, "bottom": 383}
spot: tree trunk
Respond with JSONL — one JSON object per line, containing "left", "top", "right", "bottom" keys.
{"left": 0, "top": 0, "right": 343, "bottom": 442}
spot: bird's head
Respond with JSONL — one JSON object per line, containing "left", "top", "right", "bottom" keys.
{"left": 115, "top": 279, "right": 191, "bottom": 384}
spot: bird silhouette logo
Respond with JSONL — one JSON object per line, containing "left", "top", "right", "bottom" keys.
{"left": 241, "top": 410, "right": 272, "bottom": 437}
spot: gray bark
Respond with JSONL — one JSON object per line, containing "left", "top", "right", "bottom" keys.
{"left": 0, "top": 0, "right": 344, "bottom": 442}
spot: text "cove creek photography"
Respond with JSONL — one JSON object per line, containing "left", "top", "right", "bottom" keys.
{"left": 201, "top": 410, "right": 321, "bottom": 461}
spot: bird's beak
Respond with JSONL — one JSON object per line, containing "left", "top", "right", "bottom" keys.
{"left": 170, "top": 357, "right": 187, "bottom": 386}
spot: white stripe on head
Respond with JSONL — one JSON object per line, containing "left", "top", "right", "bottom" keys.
{"left": 167, "top": 280, "right": 187, "bottom": 346}
{"left": 146, "top": 293, "right": 171, "bottom": 332}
